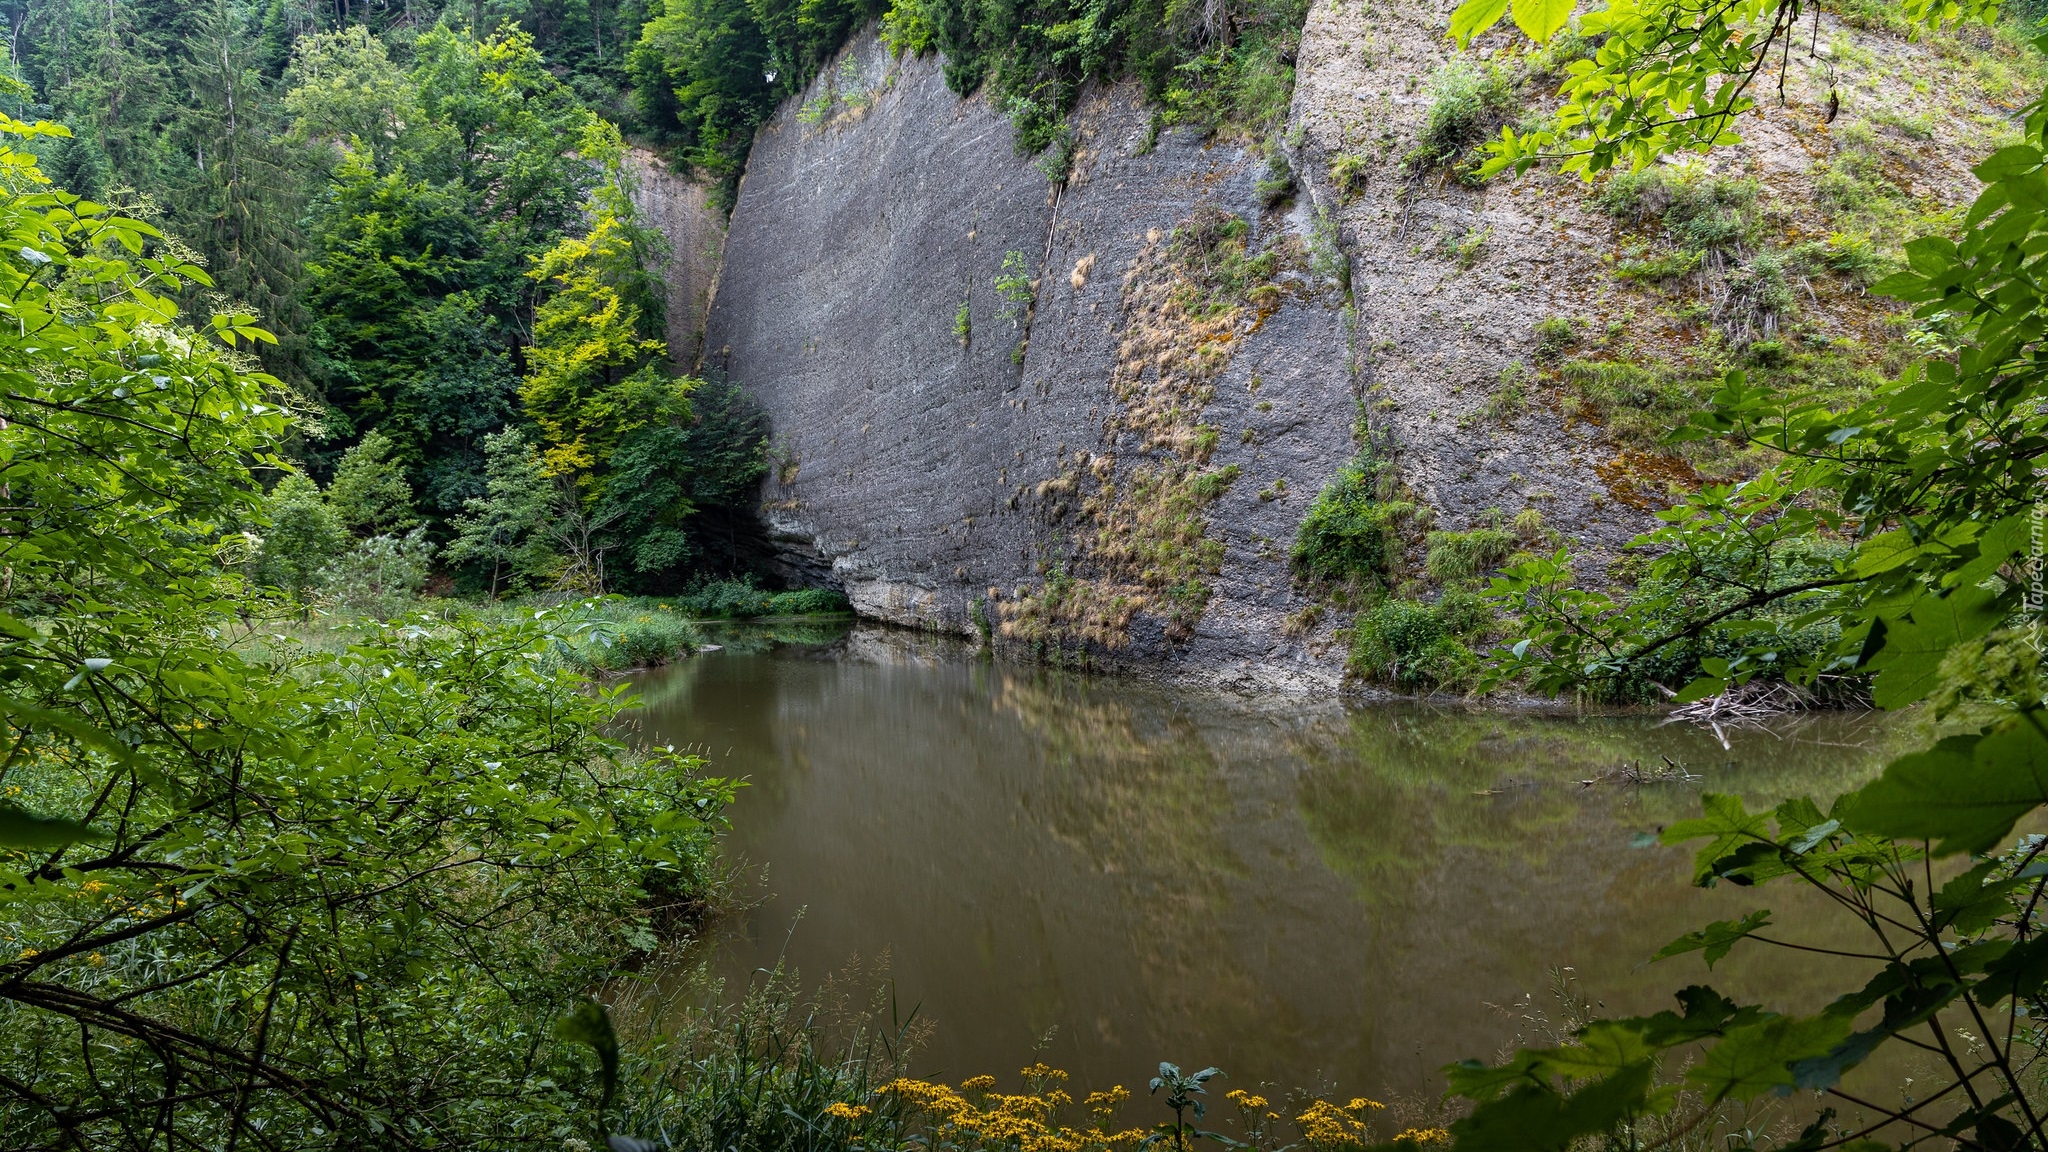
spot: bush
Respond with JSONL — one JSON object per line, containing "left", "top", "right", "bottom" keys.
{"left": 1328, "top": 151, "right": 1368, "bottom": 200}
{"left": 1613, "top": 248, "right": 1702, "bottom": 282}
{"left": 1348, "top": 592, "right": 1490, "bottom": 692}
{"left": 1586, "top": 536, "right": 1854, "bottom": 703}
{"left": 317, "top": 528, "right": 435, "bottom": 619}
{"left": 577, "top": 609, "right": 703, "bottom": 671}
{"left": 1408, "top": 60, "right": 1519, "bottom": 173}
{"left": 1256, "top": 147, "right": 1297, "bottom": 208}
{"left": 1532, "top": 316, "right": 1579, "bottom": 361}
{"left": 671, "top": 579, "right": 853, "bottom": 619}
{"left": 1594, "top": 166, "right": 1758, "bottom": 254}
{"left": 1291, "top": 454, "right": 1417, "bottom": 589}
{"left": 1717, "top": 248, "right": 1804, "bottom": 344}
{"left": 249, "top": 472, "right": 348, "bottom": 601}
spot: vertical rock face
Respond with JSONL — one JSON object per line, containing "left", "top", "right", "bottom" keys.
{"left": 665, "top": 8, "right": 2002, "bottom": 689}
{"left": 624, "top": 149, "right": 726, "bottom": 366}
{"left": 1286, "top": 0, "right": 1641, "bottom": 567}
{"left": 704, "top": 33, "right": 1364, "bottom": 690}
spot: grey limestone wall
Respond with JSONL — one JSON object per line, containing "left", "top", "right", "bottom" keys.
{"left": 703, "top": 32, "right": 1364, "bottom": 690}
{"left": 624, "top": 149, "right": 726, "bottom": 367}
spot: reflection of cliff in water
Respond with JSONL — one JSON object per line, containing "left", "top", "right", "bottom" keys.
{"left": 627, "top": 627, "right": 1906, "bottom": 1096}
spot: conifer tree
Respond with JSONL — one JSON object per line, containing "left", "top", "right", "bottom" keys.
{"left": 446, "top": 427, "right": 561, "bottom": 596}
{"left": 325, "top": 429, "right": 422, "bottom": 537}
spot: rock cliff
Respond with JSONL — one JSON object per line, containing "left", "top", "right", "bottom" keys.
{"left": 632, "top": 9, "right": 2029, "bottom": 690}
{"left": 701, "top": 34, "right": 1363, "bottom": 691}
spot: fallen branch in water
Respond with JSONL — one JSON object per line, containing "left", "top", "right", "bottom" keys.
{"left": 1579, "top": 756, "right": 1700, "bottom": 788}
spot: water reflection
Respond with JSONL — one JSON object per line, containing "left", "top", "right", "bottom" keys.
{"left": 627, "top": 623, "right": 1908, "bottom": 1098}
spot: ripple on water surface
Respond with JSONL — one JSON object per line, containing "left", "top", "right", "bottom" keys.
{"left": 625, "top": 622, "right": 1907, "bottom": 1099}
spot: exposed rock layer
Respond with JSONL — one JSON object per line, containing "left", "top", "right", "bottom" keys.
{"left": 624, "top": 9, "right": 2013, "bottom": 690}
{"left": 703, "top": 35, "right": 1363, "bottom": 691}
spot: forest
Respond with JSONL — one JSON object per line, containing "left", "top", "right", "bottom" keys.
{"left": 2, "top": 0, "right": 2048, "bottom": 1147}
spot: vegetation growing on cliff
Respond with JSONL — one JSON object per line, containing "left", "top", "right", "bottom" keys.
{"left": 998, "top": 209, "right": 1307, "bottom": 653}
{"left": 631, "top": 0, "right": 1311, "bottom": 198}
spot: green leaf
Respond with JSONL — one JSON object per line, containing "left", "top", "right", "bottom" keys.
{"left": 1972, "top": 934, "right": 2048, "bottom": 1005}
{"left": 1850, "top": 529, "right": 1929, "bottom": 578}
{"left": 1509, "top": 0, "right": 1573, "bottom": 41}
{"left": 1664, "top": 794, "right": 1771, "bottom": 884}
{"left": 0, "top": 806, "right": 104, "bottom": 850}
{"left": 1543, "top": 1021, "right": 1656, "bottom": 1081}
{"left": 1686, "top": 1014, "right": 1852, "bottom": 1102}
{"left": 1865, "top": 585, "right": 2007, "bottom": 709}
{"left": 1672, "top": 675, "right": 1726, "bottom": 705}
{"left": 1448, "top": 1062, "right": 1658, "bottom": 1152}
{"left": 1654, "top": 910, "right": 1770, "bottom": 967}
{"left": 1448, "top": 0, "right": 1510, "bottom": 46}
{"left": 1931, "top": 861, "right": 2016, "bottom": 935}
{"left": 1621, "top": 985, "right": 1766, "bottom": 1047}
{"left": 1847, "top": 713, "right": 2048, "bottom": 855}
{"left": 1975, "top": 144, "right": 2045, "bottom": 180}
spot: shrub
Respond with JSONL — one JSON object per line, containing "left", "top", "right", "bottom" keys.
{"left": 1256, "top": 147, "right": 1297, "bottom": 208}
{"left": 671, "top": 579, "right": 852, "bottom": 619}
{"left": 1613, "top": 248, "right": 1702, "bottom": 282}
{"left": 1816, "top": 231, "right": 1891, "bottom": 284}
{"left": 1533, "top": 316, "right": 1579, "bottom": 361}
{"left": 318, "top": 528, "right": 435, "bottom": 619}
{"left": 249, "top": 472, "right": 349, "bottom": 601}
{"left": 1594, "top": 166, "right": 1758, "bottom": 254}
{"left": 1717, "top": 248, "right": 1803, "bottom": 344}
{"left": 1408, "top": 60, "right": 1519, "bottom": 173}
{"left": 324, "top": 428, "right": 421, "bottom": 537}
{"left": 1169, "top": 206, "right": 1280, "bottom": 313}
{"left": 1291, "top": 455, "right": 1416, "bottom": 589}
{"left": 995, "top": 250, "right": 1034, "bottom": 322}
{"left": 1583, "top": 535, "right": 1854, "bottom": 703}
{"left": 1328, "top": 151, "right": 1368, "bottom": 200}
{"left": 1557, "top": 357, "right": 1711, "bottom": 447}
{"left": 1348, "top": 593, "right": 1489, "bottom": 692}
{"left": 578, "top": 610, "right": 702, "bottom": 671}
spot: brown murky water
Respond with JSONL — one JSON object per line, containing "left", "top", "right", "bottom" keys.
{"left": 626, "top": 622, "right": 1907, "bottom": 1102}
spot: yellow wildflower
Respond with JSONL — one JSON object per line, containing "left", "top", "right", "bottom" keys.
{"left": 1297, "top": 1099, "right": 1368, "bottom": 1148}
{"left": 1086, "top": 1085, "right": 1130, "bottom": 1125}
{"left": 1227, "top": 1089, "right": 1270, "bottom": 1110}
{"left": 1394, "top": 1128, "right": 1451, "bottom": 1147}
{"left": 1345, "top": 1098, "right": 1385, "bottom": 1112}
{"left": 823, "top": 1102, "right": 871, "bottom": 1121}
{"left": 963, "top": 1074, "right": 998, "bottom": 1091}
{"left": 87, "top": 952, "right": 104, "bottom": 965}
{"left": 1021, "top": 1063, "right": 1071, "bottom": 1083}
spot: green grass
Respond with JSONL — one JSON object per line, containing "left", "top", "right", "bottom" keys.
{"left": 1425, "top": 527, "right": 1518, "bottom": 584}
{"left": 1594, "top": 166, "right": 1760, "bottom": 254}
{"left": 1168, "top": 207, "right": 1282, "bottom": 315}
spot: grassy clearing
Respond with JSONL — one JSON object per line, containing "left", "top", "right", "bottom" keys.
{"left": 245, "top": 582, "right": 852, "bottom": 674}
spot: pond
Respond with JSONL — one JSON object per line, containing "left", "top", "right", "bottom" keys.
{"left": 626, "top": 621, "right": 1908, "bottom": 1102}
